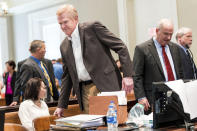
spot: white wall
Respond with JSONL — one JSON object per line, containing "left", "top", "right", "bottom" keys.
{"left": 13, "top": 13, "right": 29, "bottom": 62}
{"left": 12, "top": 0, "right": 119, "bottom": 62}
{"left": 73, "top": 0, "right": 119, "bottom": 35}
{"left": 177, "top": 0, "right": 197, "bottom": 63}
{"left": 133, "top": 0, "right": 179, "bottom": 45}
{"left": 0, "top": 17, "right": 9, "bottom": 79}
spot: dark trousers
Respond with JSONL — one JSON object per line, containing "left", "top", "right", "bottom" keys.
{"left": 5, "top": 94, "right": 13, "bottom": 106}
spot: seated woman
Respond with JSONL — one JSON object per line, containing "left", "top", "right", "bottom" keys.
{"left": 18, "top": 78, "right": 49, "bottom": 131}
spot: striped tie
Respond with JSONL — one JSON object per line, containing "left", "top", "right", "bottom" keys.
{"left": 40, "top": 61, "right": 53, "bottom": 96}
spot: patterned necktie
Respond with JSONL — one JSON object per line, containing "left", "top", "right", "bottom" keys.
{"left": 162, "top": 46, "right": 175, "bottom": 81}
{"left": 186, "top": 50, "right": 197, "bottom": 79}
{"left": 40, "top": 61, "right": 53, "bottom": 96}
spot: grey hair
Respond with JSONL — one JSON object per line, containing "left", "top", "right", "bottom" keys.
{"left": 29, "top": 40, "right": 45, "bottom": 53}
{"left": 175, "top": 27, "right": 192, "bottom": 41}
{"left": 156, "top": 18, "right": 173, "bottom": 30}
{"left": 56, "top": 4, "right": 78, "bottom": 20}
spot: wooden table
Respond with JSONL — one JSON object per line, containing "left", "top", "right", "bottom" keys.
{"left": 50, "top": 124, "right": 197, "bottom": 131}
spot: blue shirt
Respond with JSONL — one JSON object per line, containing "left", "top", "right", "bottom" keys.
{"left": 53, "top": 62, "right": 63, "bottom": 86}
{"left": 30, "top": 56, "right": 43, "bottom": 71}
{"left": 153, "top": 37, "right": 177, "bottom": 81}
{"left": 30, "top": 56, "right": 50, "bottom": 85}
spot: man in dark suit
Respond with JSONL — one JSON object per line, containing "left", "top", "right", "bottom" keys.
{"left": 10, "top": 40, "right": 59, "bottom": 106}
{"left": 54, "top": 4, "right": 133, "bottom": 115}
{"left": 133, "top": 19, "right": 183, "bottom": 112}
{"left": 16, "top": 59, "right": 27, "bottom": 85}
{"left": 176, "top": 27, "right": 197, "bottom": 79}
{"left": 17, "top": 59, "right": 27, "bottom": 73}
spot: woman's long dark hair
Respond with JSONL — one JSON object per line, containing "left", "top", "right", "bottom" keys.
{"left": 24, "top": 78, "right": 43, "bottom": 101}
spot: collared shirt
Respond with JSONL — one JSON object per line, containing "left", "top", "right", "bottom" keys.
{"left": 18, "top": 100, "right": 50, "bottom": 131}
{"left": 30, "top": 56, "right": 43, "bottom": 72}
{"left": 178, "top": 43, "right": 188, "bottom": 54}
{"left": 53, "top": 62, "right": 63, "bottom": 86}
{"left": 153, "top": 37, "right": 177, "bottom": 81}
{"left": 69, "top": 23, "right": 91, "bottom": 81}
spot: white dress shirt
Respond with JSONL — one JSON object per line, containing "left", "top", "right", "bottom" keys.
{"left": 153, "top": 37, "right": 177, "bottom": 81}
{"left": 70, "top": 24, "right": 91, "bottom": 81}
{"left": 18, "top": 100, "right": 50, "bottom": 131}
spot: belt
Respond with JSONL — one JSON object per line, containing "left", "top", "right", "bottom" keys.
{"left": 79, "top": 80, "right": 93, "bottom": 86}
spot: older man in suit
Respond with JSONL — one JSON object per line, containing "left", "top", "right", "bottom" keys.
{"left": 133, "top": 19, "right": 183, "bottom": 113}
{"left": 10, "top": 40, "right": 59, "bottom": 106}
{"left": 54, "top": 4, "right": 133, "bottom": 115}
{"left": 176, "top": 27, "right": 197, "bottom": 80}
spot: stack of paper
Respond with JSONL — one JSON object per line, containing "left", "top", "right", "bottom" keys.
{"left": 165, "top": 79, "right": 197, "bottom": 119}
{"left": 55, "top": 114, "right": 105, "bottom": 128}
{"left": 97, "top": 90, "right": 127, "bottom": 105}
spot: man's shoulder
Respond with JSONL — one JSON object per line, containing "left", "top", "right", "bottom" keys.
{"left": 136, "top": 39, "right": 154, "bottom": 49}
{"left": 21, "top": 57, "right": 39, "bottom": 71}
{"left": 169, "top": 41, "right": 181, "bottom": 50}
{"left": 79, "top": 21, "right": 102, "bottom": 29}
{"left": 43, "top": 58, "right": 53, "bottom": 68}
{"left": 22, "top": 58, "right": 33, "bottom": 67}
{"left": 18, "top": 59, "right": 27, "bottom": 65}
{"left": 43, "top": 58, "right": 52, "bottom": 63}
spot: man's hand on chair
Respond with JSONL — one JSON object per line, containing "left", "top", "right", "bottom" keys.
{"left": 54, "top": 108, "right": 64, "bottom": 117}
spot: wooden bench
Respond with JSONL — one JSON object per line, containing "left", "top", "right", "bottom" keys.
{"left": 4, "top": 104, "right": 81, "bottom": 125}
{"left": 5, "top": 112, "right": 21, "bottom": 124}
{"left": 4, "top": 123, "right": 28, "bottom": 131}
{"left": 0, "top": 98, "right": 6, "bottom": 106}
{"left": 49, "top": 104, "right": 82, "bottom": 117}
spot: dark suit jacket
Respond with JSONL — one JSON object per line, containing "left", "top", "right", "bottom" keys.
{"left": 133, "top": 39, "right": 183, "bottom": 104}
{"left": 13, "top": 57, "right": 59, "bottom": 102}
{"left": 17, "top": 59, "right": 27, "bottom": 72}
{"left": 58, "top": 21, "right": 133, "bottom": 110}
{"left": 16, "top": 59, "right": 27, "bottom": 83}
{"left": 178, "top": 46, "right": 197, "bottom": 79}
{"left": 3, "top": 71, "right": 17, "bottom": 95}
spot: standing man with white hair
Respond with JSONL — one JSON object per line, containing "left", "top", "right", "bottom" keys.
{"left": 54, "top": 4, "right": 133, "bottom": 115}
{"left": 176, "top": 27, "right": 197, "bottom": 79}
{"left": 133, "top": 19, "right": 183, "bottom": 113}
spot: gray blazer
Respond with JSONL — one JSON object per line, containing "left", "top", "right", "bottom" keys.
{"left": 13, "top": 57, "right": 59, "bottom": 102}
{"left": 58, "top": 21, "right": 133, "bottom": 110}
{"left": 133, "top": 39, "right": 183, "bottom": 104}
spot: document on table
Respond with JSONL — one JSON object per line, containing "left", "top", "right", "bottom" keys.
{"left": 55, "top": 114, "right": 105, "bottom": 128}
{"left": 165, "top": 79, "right": 197, "bottom": 119}
{"left": 97, "top": 90, "right": 127, "bottom": 105}
{"left": 184, "top": 80, "right": 197, "bottom": 119}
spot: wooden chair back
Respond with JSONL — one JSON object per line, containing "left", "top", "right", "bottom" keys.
{"left": 5, "top": 111, "right": 21, "bottom": 124}
{"left": 49, "top": 104, "right": 82, "bottom": 117}
{"left": 4, "top": 123, "right": 28, "bottom": 131}
{"left": 89, "top": 96, "right": 128, "bottom": 124}
{"left": 33, "top": 115, "right": 57, "bottom": 131}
